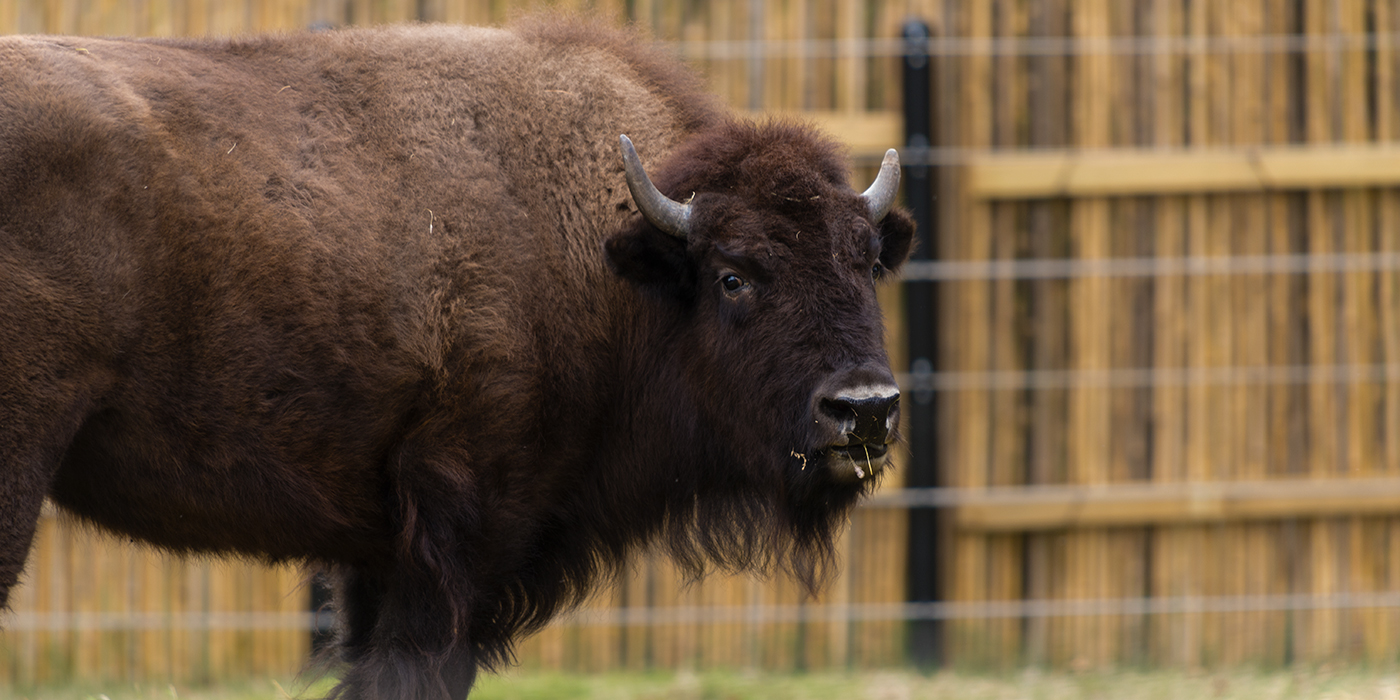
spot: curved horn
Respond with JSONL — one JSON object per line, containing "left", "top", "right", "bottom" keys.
{"left": 860, "top": 149, "right": 901, "bottom": 222}
{"left": 619, "top": 135, "right": 692, "bottom": 239}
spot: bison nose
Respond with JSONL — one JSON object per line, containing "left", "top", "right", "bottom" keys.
{"left": 814, "top": 362, "right": 901, "bottom": 444}
{"left": 820, "top": 390, "right": 901, "bottom": 445}
{"left": 812, "top": 369, "right": 900, "bottom": 482}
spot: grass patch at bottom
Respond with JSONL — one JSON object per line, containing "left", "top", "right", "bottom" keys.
{"left": 472, "top": 667, "right": 1400, "bottom": 700}
{"left": 8, "top": 668, "right": 1400, "bottom": 700}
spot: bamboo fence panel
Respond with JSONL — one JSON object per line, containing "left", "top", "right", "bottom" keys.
{"left": 932, "top": 0, "right": 1400, "bottom": 670}
{"left": 0, "top": 511, "right": 309, "bottom": 684}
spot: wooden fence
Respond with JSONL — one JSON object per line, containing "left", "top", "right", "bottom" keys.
{"left": 930, "top": 0, "right": 1400, "bottom": 670}
{"left": 9, "top": 0, "right": 1400, "bottom": 683}
{"left": 1, "top": 508, "right": 310, "bottom": 684}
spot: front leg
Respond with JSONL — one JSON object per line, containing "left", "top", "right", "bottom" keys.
{"left": 0, "top": 285, "right": 111, "bottom": 610}
{"left": 327, "top": 446, "right": 487, "bottom": 700}
{"left": 328, "top": 566, "right": 480, "bottom": 700}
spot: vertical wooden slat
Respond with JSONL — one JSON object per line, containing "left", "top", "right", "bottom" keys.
{"left": 1375, "top": 0, "right": 1400, "bottom": 663}
{"left": 823, "top": 531, "right": 850, "bottom": 669}
{"left": 1173, "top": 0, "right": 1212, "bottom": 669}
{"left": 40, "top": 0, "right": 62, "bottom": 32}
{"left": 787, "top": 0, "right": 806, "bottom": 110}
{"left": 944, "top": 0, "right": 994, "bottom": 667}
{"left": 139, "top": 547, "right": 162, "bottom": 679}
{"left": 73, "top": 520, "right": 98, "bottom": 678}
{"left": 857, "top": 263, "right": 908, "bottom": 669}
{"left": 982, "top": 0, "right": 1027, "bottom": 667}
{"left": 0, "top": 0, "right": 17, "bottom": 33}
{"left": 534, "top": 605, "right": 567, "bottom": 671}
{"left": 1259, "top": 0, "right": 1290, "bottom": 671}
{"left": 148, "top": 0, "right": 176, "bottom": 36}
{"left": 1115, "top": 0, "right": 1155, "bottom": 664}
{"left": 1102, "top": 0, "right": 1138, "bottom": 666}
{"left": 1148, "top": 0, "right": 1185, "bottom": 666}
{"left": 9, "top": 515, "right": 43, "bottom": 683}
{"left": 576, "top": 579, "right": 616, "bottom": 671}
{"left": 1022, "top": 0, "right": 1069, "bottom": 668}
{"left": 15, "top": 0, "right": 40, "bottom": 33}
{"left": 1188, "top": 0, "right": 1230, "bottom": 667}
{"left": 670, "top": 559, "right": 699, "bottom": 670}
{"left": 1299, "top": 0, "right": 1340, "bottom": 664}
{"left": 617, "top": 560, "right": 645, "bottom": 670}
{"left": 1221, "top": 0, "right": 1273, "bottom": 666}
{"left": 834, "top": 0, "right": 860, "bottom": 112}
{"left": 1329, "top": 0, "right": 1382, "bottom": 664}
{"left": 1064, "top": 0, "right": 1113, "bottom": 669}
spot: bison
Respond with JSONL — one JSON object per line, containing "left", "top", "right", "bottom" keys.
{"left": 0, "top": 18, "right": 913, "bottom": 700}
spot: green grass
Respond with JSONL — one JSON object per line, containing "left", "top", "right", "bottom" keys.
{"left": 7, "top": 668, "right": 1400, "bottom": 700}
{"left": 0, "top": 676, "right": 336, "bottom": 700}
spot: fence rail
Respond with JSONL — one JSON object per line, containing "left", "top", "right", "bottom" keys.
{"left": 670, "top": 32, "right": 1400, "bottom": 59}
{"left": 901, "top": 252, "right": 1400, "bottom": 282}
{"left": 19, "top": 592, "right": 1400, "bottom": 629}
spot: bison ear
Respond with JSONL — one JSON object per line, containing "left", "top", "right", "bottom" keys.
{"left": 876, "top": 208, "right": 916, "bottom": 274}
{"left": 605, "top": 225, "right": 698, "bottom": 300}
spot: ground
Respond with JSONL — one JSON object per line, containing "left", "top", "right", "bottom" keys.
{"left": 5, "top": 669, "right": 1400, "bottom": 700}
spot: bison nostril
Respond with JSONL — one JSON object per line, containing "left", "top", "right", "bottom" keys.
{"left": 819, "top": 389, "right": 900, "bottom": 443}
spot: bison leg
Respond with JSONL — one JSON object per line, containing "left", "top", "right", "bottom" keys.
{"left": 328, "top": 567, "right": 478, "bottom": 700}
{"left": 1, "top": 255, "right": 114, "bottom": 609}
{"left": 0, "top": 366, "right": 102, "bottom": 610}
{"left": 0, "top": 453, "right": 53, "bottom": 609}
{"left": 0, "top": 389, "right": 95, "bottom": 609}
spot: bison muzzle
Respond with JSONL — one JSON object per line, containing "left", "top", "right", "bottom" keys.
{"left": 0, "top": 18, "right": 915, "bottom": 700}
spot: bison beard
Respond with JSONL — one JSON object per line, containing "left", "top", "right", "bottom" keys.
{"left": 0, "top": 17, "right": 914, "bottom": 700}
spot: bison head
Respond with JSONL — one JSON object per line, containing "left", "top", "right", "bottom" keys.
{"left": 603, "top": 122, "right": 914, "bottom": 581}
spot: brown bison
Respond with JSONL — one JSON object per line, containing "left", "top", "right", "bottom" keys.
{"left": 0, "top": 18, "right": 912, "bottom": 700}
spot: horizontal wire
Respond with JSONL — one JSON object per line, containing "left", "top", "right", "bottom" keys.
{"left": 861, "top": 477, "right": 1400, "bottom": 509}
{"left": 8, "top": 593, "right": 1400, "bottom": 630}
{"left": 666, "top": 32, "right": 1400, "bottom": 60}
{"left": 558, "top": 592, "right": 1400, "bottom": 626}
{"left": 0, "top": 610, "right": 334, "bottom": 632}
{"left": 857, "top": 145, "right": 1400, "bottom": 166}
{"left": 896, "top": 363, "right": 1400, "bottom": 393}
{"left": 899, "top": 251, "right": 1400, "bottom": 281}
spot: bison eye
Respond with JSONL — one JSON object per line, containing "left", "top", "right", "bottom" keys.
{"left": 720, "top": 273, "right": 748, "bottom": 294}
{"left": 872, "top": 262, "right": 886, "bottom": 280}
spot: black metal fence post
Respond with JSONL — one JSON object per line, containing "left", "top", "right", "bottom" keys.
{"left": 901, "top": 17, "right": 941, "bottom": 670}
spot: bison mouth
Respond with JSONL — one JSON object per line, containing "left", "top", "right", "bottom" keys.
{"left": 823, "top": 442, "right": 889, "bottom": 483}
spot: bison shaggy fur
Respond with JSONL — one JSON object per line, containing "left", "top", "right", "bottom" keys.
{"left": 0, "top": 18, "right": 914, "bottom": 699}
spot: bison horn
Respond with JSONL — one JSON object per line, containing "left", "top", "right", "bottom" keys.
{"left": 860, "top": 149, "right": 901, "bottom": 222}
{"left": 619, "top": 135, "right": 692, "bottom": 239}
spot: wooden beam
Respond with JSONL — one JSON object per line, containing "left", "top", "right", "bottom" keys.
{"left": 731, "top": 114, "right": 1400, "bottom": 197}
{"left": 866, "top": 477, "right": 1400, "bottom": 531}
{"left": 743, "top": 110, "right": 903, "bottom": 156}
{"left": 969, "top": 144, "right": 1400, "bottom": 199}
